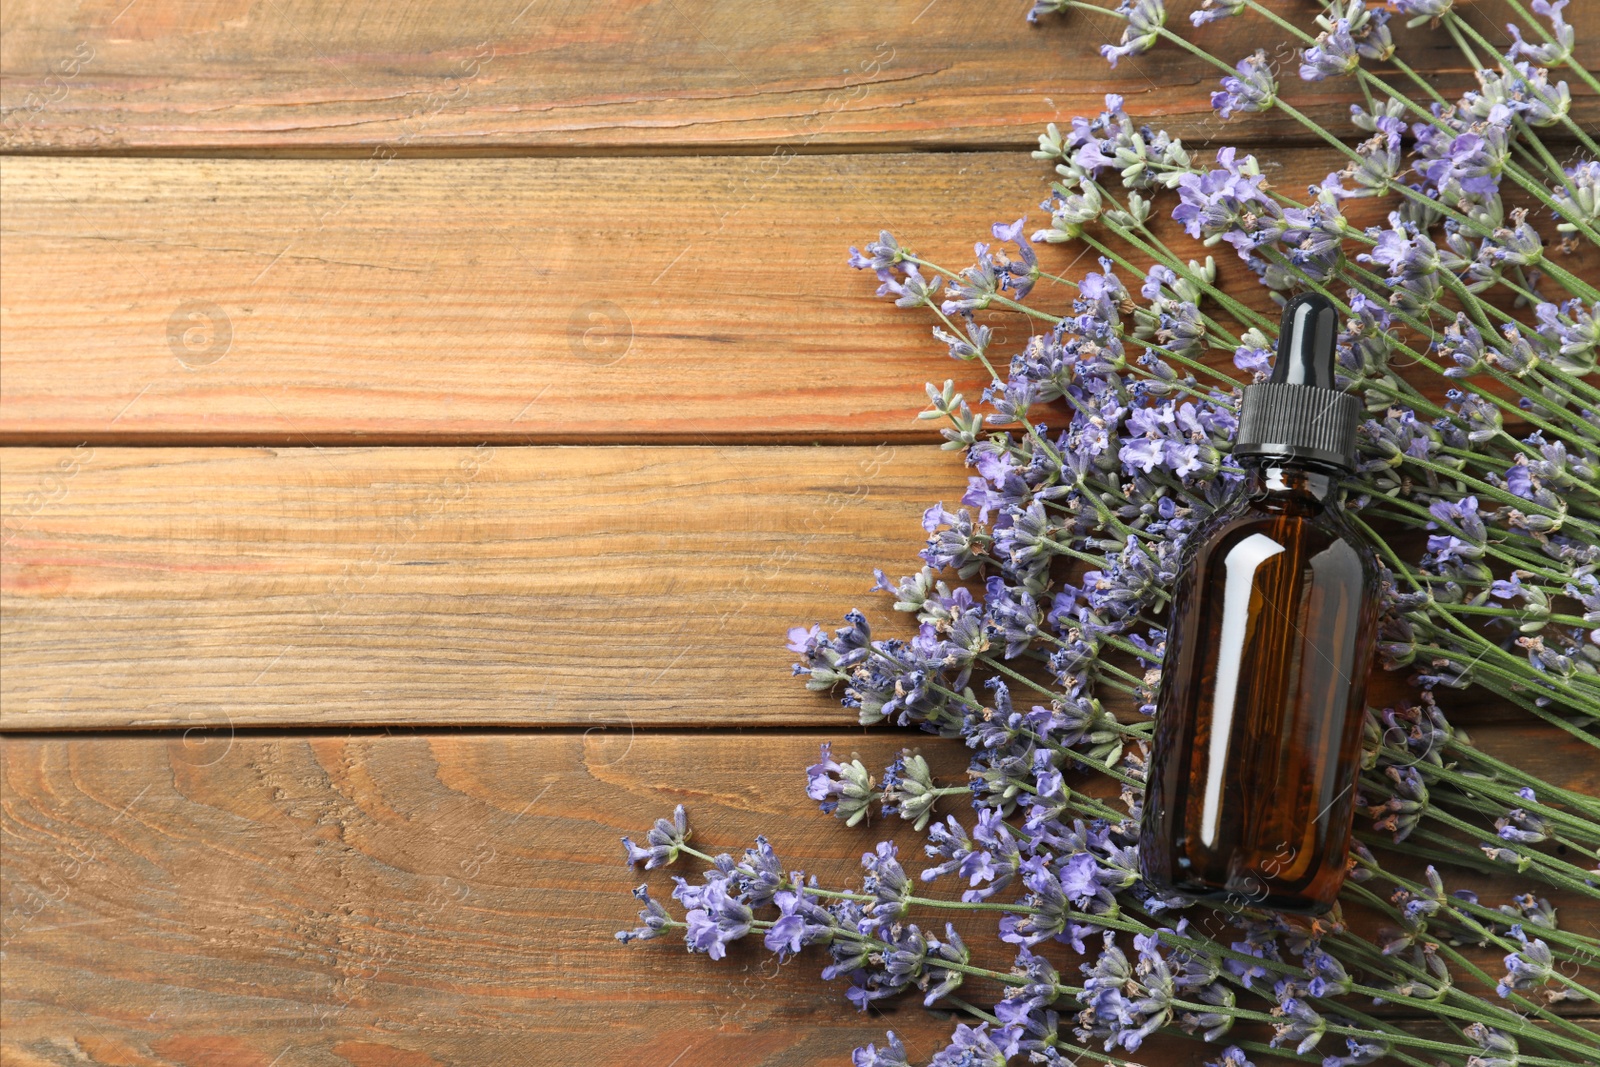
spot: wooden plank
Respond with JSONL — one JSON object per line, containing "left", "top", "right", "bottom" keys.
{"left": 0, "top": 444, "right": 1523, "bottom": 731}
{"left": 3, "top": 1, "right": 1592, "bottom": 153}
{"left": 2, "top": 730, "right": 1592, "bottom": 1067}
{"left": 0, "top": 445, "right": 952, "bottom": 729}
{"left": 5, "top": 154, "right": 1595, "bottom": 446}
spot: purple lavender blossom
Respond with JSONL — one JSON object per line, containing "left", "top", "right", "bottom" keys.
{"left": 1465, "top": 1025, "right": 1519, "bottom": 1067}
{"left": 1233, "top": 341, "right": 1273, "bottom": 379}
{"left": 1301, "top": 20, "right": 1361, "bottom": 80}
{"left": 861, "top": 840, "right": 914, "bottom": 929}
{"left": 1278, "top": 198, "right": 1347, "bottom": 283}
{"left": 1190, "top": 0, "right": 1245, "bottom": 27}
{"left": 1497, "top": 926, "right": 1556, "bottom": 998}
{"left": 991, "top": 217, "right": 1040, "bottom": 299}
{"left": 1172, "top": 148, "right": 1282, "bottom": 254}
{"left": 1075, "top": 930, "right": 1174, "bottom": 1051}
{"left": 615, "top": 884, "right": 672, "bottom": 943}
{"left": 1270, "top": 996, "right": 1327, "bottom": 1055}
{"left": 929, "top": 1023, "right": 1021, "bottom": 1067}
{"left": 622, "top": 804, "right": 690, "bottom": 869}
{"left": 734, "top": 835, "right": 787, "bottom": 908}
{"left": 680, "top": 874, "right": 752, "bottom": 960}
{"left": 807, "top": 742, "right": 876, "bottom": 826}
{"left": 853, "top": 1033, "right": 909, "bottom": 1067}
{"left": 765, "top": 885, "right": 837, "bottom": 957}
{"left": 1212, "top": 51, "right": 1276, "bottom": 119}
{"left": 1026, "top": 0, "right": 1071, "bottom": 24}
{"left": 875, "top": 262, "right": 942, "bottom": 309}
{"left": 848, "top": 230, "right": 904, "bottom": 271}
{"left": 1320, "top": 1036, "right": 1391, "bottom": 1066}
{"left": 1534, "top": 298, "right": 1598, "bottom": 371}
{"left": 1508, "top": 0, "right": 1574, "bottom": 66}
{"left": 1415, "top": 128, "right": 1509, "bottom": 200}
{"left": 1360, "top": 215, "right": 1442, "bottom": 312}
{"left": 1552, "top": 160, "right": 1599, "bottom": 237}
{"left": 1100, "top": 0, "right": 1166, "bottom": 69}
{"left": 1395, "top": 0, "right": 1453, "bottom": 27}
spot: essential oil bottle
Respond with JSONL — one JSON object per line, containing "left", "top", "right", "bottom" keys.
{"left": 1140, "top": 292, "right": 1380, "bottom": 915}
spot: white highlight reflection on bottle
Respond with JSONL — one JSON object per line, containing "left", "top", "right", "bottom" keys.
{"left": 1199, "top": 532, "right": 1286, "bottom": 848}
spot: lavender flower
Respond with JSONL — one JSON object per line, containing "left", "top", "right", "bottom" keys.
{"left": 1036, "top": 180, "right": 1103, "bottom": 242}
{"left": 808, "top": 743, "right": 876, "bottom": 826}
{"left": 1190, "top": 0, "right": 1245, "bottom": 27}
{"left": 1465, "top": 1024, "right": 1519, "bottom": 1067}
{"left": 765, "top": 884, "right": 838, "bottom": 957}
{"left": 680, "top": 874, "right": 752, "bottom": 960}
{"left": 1395, "top": 0, "right": 1452, "bottom": 28}
{"left": 735, "top": 835, "right": 787, "bottom": 908}
{"left": 1212, "top": 51, "right": 1276, "bottom": 119}
{"left": 1553, "top": 160, "right": 1599, "bottom": 236}
{"left": 1320, "top": 1036, "right": 1391, "bottom": 1066}
{"left": 1508, "top": 0, "right": 1574, "bottom": 66}
{"left": 1497, "top": 926, "right": 1556, "bottom": 998}
{"left": 991, "top": 217, "right": 1040, "bottom": 299}
{"left": 615, "top": 884, "right": 672, "bottom": 944}
{"left": 853, "top": 1033, "right": 909, "bottom": 1067}
{"left": 1173, "top": 148, "right": 1281, "bottom": 254}
{"left": 622, "top": 804, "right": 690, "bottom": 869}
{"left": 1270, "top": 996, "right": 1327, "bottom": 1055}
{"left": 882, "top": 750, "right": 947, "bottom": 830}
{"left": 1026, "top": 0, "right": 1072, "bottom": 24}
{"left": 848, "top": 230, "right": 905, "bottom": 271}
{"left": 862, "top": 841, "right": 915, "bottom": 931}
{"left": 1300, "top": 21, "right": 1361, "bottom": 80}
{"left": 929, "top": 1023, "right": 1020, "bottom": 1067}
{"left": 1075, "top": 930, "right": 1175, "bottom": 1051}
{"left": 1415, "top": 127, "right": 1509, "bottom": 201}
{"left": 1100, "top": 0, "right": 1166, "bottom": 69}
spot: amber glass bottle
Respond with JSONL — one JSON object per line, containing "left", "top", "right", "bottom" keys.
{"left": 1140, "top": 293, "right": 1380, "bottom": 915}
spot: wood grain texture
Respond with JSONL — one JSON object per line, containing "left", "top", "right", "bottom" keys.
{"left": 0, "top": 445, "right": 951, "bottom": 729}
{"left": 5, "top": 153, "right": 1595, "bottom": 446}
{"left": 3, "top": 1, "right": 1593, "bottom": 153}
{"left": 0, "top": 444, "right": 1525, "bottom": 731}
{"left": 2, "top": 730, "right": 1593, "bottom": 1067}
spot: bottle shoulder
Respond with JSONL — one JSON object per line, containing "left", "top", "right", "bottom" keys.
{"left": 1183, "top": 492, "right": 1380, "bottom": 579}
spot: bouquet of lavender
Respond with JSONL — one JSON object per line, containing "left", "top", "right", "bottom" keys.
{"left": 618, "top": 2, "right": 1600, "bottom": 1063}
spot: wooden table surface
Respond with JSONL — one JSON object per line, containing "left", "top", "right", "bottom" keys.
{"left": 3, "top": 3, "right": 1597, "bottom": 1065}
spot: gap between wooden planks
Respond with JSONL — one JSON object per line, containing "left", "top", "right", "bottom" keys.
{"left": 0, "top": 444, "right": 1535, "bottom": 731}
{"left": 4, "top": 153, "right": 1596, "bottom": 446}
{"left": 3, "top": 0, "right": 1593, "bottom": 153}
{"left": 1, "top": 730, "right": 1594, "bottom": 1067}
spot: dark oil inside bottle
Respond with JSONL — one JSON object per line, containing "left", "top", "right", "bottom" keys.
{"left": 1140, "top": 464, "right": 1380, "bottom": 914}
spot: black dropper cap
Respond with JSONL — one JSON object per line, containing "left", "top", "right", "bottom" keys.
{"left": 1233, "top": 293, "right": 1362, "bottom": 474}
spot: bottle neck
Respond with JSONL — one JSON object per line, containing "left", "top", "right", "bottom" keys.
{"left": 1240, "top": 462, "right": 1342, "bottom": 506}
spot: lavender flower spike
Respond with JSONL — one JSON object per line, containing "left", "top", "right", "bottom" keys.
{"left": 807, "top": 742, "right": 876, "bottom": 826}
{"left": 1204, "top": 1049, "right": 1256, "bottom": 1067}
{"left": 1395, "top": 1, "right": 1453, "bottom": 29}
{"left": 853, "top": 1032, "right": 910, "bottom": 1067}
{"left": 622, "top": 804, "right": 690, "bottom": 869}
{"left": 1212, "top": 51, "right": 1277, "bottom": 119}
{"left": 1496, "top": 925, "right": 1557, "bottom": 999}
{"left": 615, "top": 884, "right": 672, "bottom": 944}
{"left": 1191, "top": 0, "right": 1245, "bottom": 28}
{"left": 1509, "top": 0, "right": 1574, "bottom": 66}
{"left": 1101, "top": 0, "right": 1166, "bottom": 69}
{"left": 1301, "top": 20, "right": 1360, "bottom": 81}
{"left": 681, "top": 874, "right": 753, "bottom": 961}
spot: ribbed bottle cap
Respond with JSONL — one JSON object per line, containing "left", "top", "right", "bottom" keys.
{"left": 1234, "top": 293, "right": 1362, "bottom": 474}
